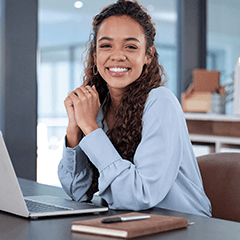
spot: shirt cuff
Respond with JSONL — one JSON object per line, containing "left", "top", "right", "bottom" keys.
{"left": 62, "top": 136, "right": 88, "bottom": 172}
{"left": 79, "top": 128, "right": 122, "bottom": 172}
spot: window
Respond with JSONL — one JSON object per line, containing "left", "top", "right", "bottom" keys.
{"left": 38, "top": 0, "right": 177, "bottom": 186}
{"left": 207, "top": 0, "right": 240, "bottom": 114}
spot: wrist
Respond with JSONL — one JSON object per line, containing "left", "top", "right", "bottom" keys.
{"left": 81, "top": 123, "right": 99, "bottom": 136}
{"left": 66, "top": 126, "right": 82, "bottom": 148}
{"left": 67, "top": 125, "right": 81, "bottom": 134}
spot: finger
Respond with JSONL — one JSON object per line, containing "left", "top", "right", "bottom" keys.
{"left": 85, "top": 85, "right": 91, "bottom": 92}
{"left": 86, "top": 85, "right": 99, "bottom": 98}
{"left": 64, "top": 97, "right": 75, "bottom": 117}
{"left": 79, "top": 85, "right": 91, "bottom": 95}
{"left": 64, "top": 95, "right": 73, "bottom": 106}
{"left": 87, "top": 86, "right": 100, "bottom": 107}
{"left": 85, "top": 85, "right": 95, "bottom": 95}
{"left": 92, "top": 85, "right": 97, "bottom": 92}
{"left": 73, "top": 87, "right": 86, "bottom": 98}
{"left": 69, "top": 91, "right": 81, "bottom": 102}
{"left": 92, "top": 86, "right": 99, "bottom": 97}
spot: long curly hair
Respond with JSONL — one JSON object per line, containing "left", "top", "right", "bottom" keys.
{"left": 83, "top": 0, "right": 166, "bottom": 163}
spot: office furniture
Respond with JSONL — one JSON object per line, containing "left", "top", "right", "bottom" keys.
{"left": 197, "top": 152, "right": 240, "bottom": 223}
{"left": 185, "top": 113, "right": 240, "bottom": 152}
{"left": 0, "top": 178, "right": 240, "bottom": 240}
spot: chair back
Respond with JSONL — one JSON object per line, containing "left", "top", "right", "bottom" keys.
{"left": 197, "top": 152, "right": 240, "bottom": 222}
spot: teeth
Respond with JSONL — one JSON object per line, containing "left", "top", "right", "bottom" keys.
{"left": 109, "top": 68, "right": 128, "bottom": 72}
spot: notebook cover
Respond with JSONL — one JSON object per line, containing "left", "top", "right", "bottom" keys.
{"left": 71, "top": 212, "right": 188, "bottom": 239}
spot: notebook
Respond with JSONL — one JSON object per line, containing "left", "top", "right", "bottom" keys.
{"left": 0, "top": 131, "right": 108, "bottom": 219}
{"left": 71, "top": 212, "right": 189, "bottom": 238}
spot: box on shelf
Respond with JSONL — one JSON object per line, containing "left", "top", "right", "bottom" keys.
{"left": 181, "top": 69, "right": 224, "bottom": 113}
{"left": 182, "top": 91, "right": 211, "bottom": 113}
{"left": 193, "top": 69, "right": 220, "bottom": 92}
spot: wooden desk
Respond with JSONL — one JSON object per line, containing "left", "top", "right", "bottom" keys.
{"left": 1, "top": 178, "right": 240, "bottom": 240}
{"left": 185, "top": 113, "right": 240, "bottom": 152}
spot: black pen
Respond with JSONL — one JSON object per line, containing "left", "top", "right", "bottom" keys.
{"left": 101, "top": 215, "right": 151, "bottom": 223}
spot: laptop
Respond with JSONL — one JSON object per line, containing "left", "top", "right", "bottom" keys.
{"left": 0, "top": 131, "right": 108, "bottom": 219}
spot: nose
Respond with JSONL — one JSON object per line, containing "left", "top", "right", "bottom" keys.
{"left": 110, "top": 48, "right": 126, "bottom": 61}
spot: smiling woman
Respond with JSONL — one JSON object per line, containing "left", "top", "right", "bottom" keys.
{"left": 95, "top": 15, "right": 153, "bottom": 93}
{"left": 37, "top": 0, "right": 178, "bottom": 187}
{"left": 57, "top": 0, "right": 211, "bottom": 217}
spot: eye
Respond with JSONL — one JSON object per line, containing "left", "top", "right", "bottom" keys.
{"left": 99, "top": 44, "right": 112, "bottom": 48}
{"left": 126, "top": 45, "right": 138, "bottom": 50}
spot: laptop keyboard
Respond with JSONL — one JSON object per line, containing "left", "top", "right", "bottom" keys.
{"left": 25, "top": 199, "right": 73, "bottom": 213}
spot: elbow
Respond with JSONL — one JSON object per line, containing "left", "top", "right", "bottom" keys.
{"left": 130, "top": 198, "right": 157, "bottom": 211}
{"left": 108, "top": 200, "right": 155, "bottom": 211}
{"left": 103, "top": 193, "right": 158, "bottom": 211}
{"left": 127, "top": 186, "right": 160, "bottom": 210}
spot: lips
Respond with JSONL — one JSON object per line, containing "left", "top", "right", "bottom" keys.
{"left": 106, "top": 66, "right": 130, "bottom": 77}
{"left": 107, "top": 67, "right": 129, "bottom": 77}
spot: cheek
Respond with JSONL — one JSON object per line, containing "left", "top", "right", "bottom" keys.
{"left": 96, "top": 52, "right": 106, "bottom": 65}
{"left": 95, "top": 52, "right": 107, "bottom": 78}
{"left": 134, "top": 55, "right": 147, "bottom": 70}
{"left": 135, "top": 51, "right": 147, "bottom": 63}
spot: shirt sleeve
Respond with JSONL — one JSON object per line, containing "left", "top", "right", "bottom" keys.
{"left": 58, "top": 137, "right": 94, "bottom": 201}
{"left": 79, "top": 88, "right": 186, "bottom": 210}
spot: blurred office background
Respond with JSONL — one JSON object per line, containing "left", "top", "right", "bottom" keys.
{"left": 1, "top": 0, "right": 240, "bottom": 186}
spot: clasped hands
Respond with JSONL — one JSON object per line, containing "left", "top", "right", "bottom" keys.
{"left": 64, "top": 85, "right": 101, "bottom": 148}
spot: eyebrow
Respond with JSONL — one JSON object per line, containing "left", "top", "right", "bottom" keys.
{"left": 98, "top": 37, "right": 140, "bottom": 43}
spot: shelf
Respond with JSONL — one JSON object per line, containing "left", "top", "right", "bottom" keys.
{"left": 185, "top": 113, "right": 240, "bottom": 153}
{"left": 184, "top": 113, "right": 240, "bottom": 122}
{"left": 189, "top": 134, "right": 240, "bottom": 145}
{"left": 189, "top": 134, "right": 240, "bottom": 152}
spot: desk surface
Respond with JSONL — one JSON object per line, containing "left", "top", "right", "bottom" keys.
{"left": 0, "top": 178, "right": 240, "bottom": 240}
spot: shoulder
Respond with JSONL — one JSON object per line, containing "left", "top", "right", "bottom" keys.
{"left": 142, "top": 86, "right": 185, "bottom": 126}
{"left": 145, "top": 86, "right": 181, "bottom": 112}
{"left": 148, "top": 86, "right": 177, "bottom": 101}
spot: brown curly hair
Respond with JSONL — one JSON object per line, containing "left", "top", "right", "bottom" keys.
{"left": 83, "top": 0, "right": 166, "bottom": 163}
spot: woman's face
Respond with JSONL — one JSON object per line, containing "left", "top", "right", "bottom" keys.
{"left": 95, "top": 15, "right": 152, "bottom": 94}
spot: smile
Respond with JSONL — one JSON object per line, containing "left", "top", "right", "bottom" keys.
{"left": 107, "top": 67, "right": 130, "bottom": 77}
{"left": 108, "top": 67, "right": 129, "bottom": 72}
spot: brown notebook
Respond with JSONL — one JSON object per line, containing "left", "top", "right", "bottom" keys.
{"left": 71, "top": 212, "right": 189, "bottom": 239}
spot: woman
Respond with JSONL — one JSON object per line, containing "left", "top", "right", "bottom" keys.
{"left": 58, "top": 0, "right": 211, "bottom": 217}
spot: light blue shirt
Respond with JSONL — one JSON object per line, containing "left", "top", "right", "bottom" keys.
{"left": 58, "top": 87, "right": 211, "bottom": 217}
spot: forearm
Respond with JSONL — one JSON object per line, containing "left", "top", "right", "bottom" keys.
{"left": 98, "top": 160, "right": 163, "bottom": 210}
{"left": 79, "top": 128, "right": 174, "bottom": 210}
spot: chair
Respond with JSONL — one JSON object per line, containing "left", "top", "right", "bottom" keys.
{"left": 197, "top": 152, "right": 240, "bottom": 222}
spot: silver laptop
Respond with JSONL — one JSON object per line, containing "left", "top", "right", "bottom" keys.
{"left": 0, "top": 131, "right": 108, "bottom": 219}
